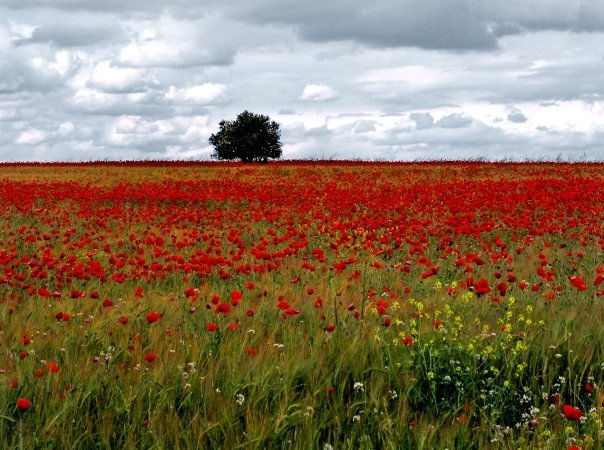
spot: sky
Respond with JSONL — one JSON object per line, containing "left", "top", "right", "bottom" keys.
{"left": 1, "top": 1, "right": 604, "bottom": 161}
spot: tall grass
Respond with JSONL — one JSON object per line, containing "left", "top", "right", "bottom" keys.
{"left": 0, "top": 162, "right": 603, "bottom": 449}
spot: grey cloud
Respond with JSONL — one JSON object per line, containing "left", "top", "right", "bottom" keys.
{"left": 354, "top": 120, "right": 376, "bottom": 133}
{"left": 409, "top": 112, "right": 434, "bottom": 129}
{"left": 371, "top": 119, "right": 600, "bottom": 160}
{"left": 305, "top": 125, "right": 331, "bottom": 137}
{"left": 436, "top": 113, "right": 473, "bottom": 128}
{"left": 230, "top": 0, "right": 497, "bottom": 51}
{"left": 507, "top": 110, "right": 528, "bottom": 123}
{"left": 0, "top": 59, "right": 64, "bottom": 95}
{"left": 64, "top": 86, "right": 176, "bottom": 117}
{"left": 490, "top": 22, "right": 527, "bottom": 37}
{"left": 14, "top": 21, "right": 124, "bottom": 47}
{"left": 286, "top": 119, "right": 604, "bottom": 162}
{"left": 8, "top": 0, "right": 604, "bottom": 51}
{"left": 65, "top": 101, "right": 174, "bottom": 117}
{"left": 1, "top": 2, "right": 604, "bottom": 161}
{"left": 227, "top": 0, "right": 604, "bottom": 51}
{"left": 0, "top": 0, "right": 191, "bottom": 14}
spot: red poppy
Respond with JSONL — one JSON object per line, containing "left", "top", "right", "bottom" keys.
{"left": 325, "top": 324, "right": 336, "bottom": 332}
{"left": 215, "top": 302, "right": 230, "bottom": 314}
{"left": 17, "top": 398, "right": 30, "bottom": 411}
{"left": 145, "top": 353, "right": 157, "bottom": 362}
{"left": 206, "top": 322, "right": 218, "bottom": 332}
{"left": 118, "top": 316, "right": 129, "bottom": 325}
{"left": 146, "top": 312, "right": 160, "bottom": 323}
{"left": 376, "top": 299, "right": 389, "bottom": 315}
{"left": 562, "top": 404, "right": 582, "bottom": 421}
{"left": 47, "top": 362, "right": 60, "bottom": 373}
{"left": 569, "top": 276, "right": 587, "bottom": 291}
{"left": 474, "top": 278, "right": 491, "bottom": 296}
{"left": 421, "top": 267, "right": 438, "bottom": 279}
{"left": 278, "top": 300, "right": 290, "bottom": 310}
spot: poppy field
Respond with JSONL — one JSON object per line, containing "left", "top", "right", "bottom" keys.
{"left": 1, "top": 161, "right": 603, "bottom": 449}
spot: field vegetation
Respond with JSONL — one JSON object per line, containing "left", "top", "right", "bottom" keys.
{"left": 0, "top": 162, "right": 603, "bottom": 449}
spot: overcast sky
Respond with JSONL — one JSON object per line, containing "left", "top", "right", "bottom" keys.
{"left": 1, "top": 1, "right": 604, "bottom": 161}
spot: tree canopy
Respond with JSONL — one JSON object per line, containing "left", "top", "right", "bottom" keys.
{"left": 209, "top": 111, "right": 282, "bottom": 163}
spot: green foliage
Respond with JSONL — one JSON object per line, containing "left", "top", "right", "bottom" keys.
{"left": 209, "top": 111, "right": 282, "bottom": 163}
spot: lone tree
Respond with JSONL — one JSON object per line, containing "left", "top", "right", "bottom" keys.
{"left": 209, "top": 110, "right": 282, "bottom": 163}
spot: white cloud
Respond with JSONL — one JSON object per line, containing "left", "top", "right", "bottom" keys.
{"left": 88, "top": 60, "right": 150, "bottom": 93}
{"left": 57, "top": 121, "right": 76, "bottom": 135}
{"left": 49, "top": 50, "right": 72, "bottom": 76}
{"left": 357, "top": 65, "right": 446, "bottom": 87}
{"left": 300, "top": 84, "right": 338, "bottom": 101}
{"left": 165, "top": 84, "right": 227, "bottom": 104}
{"left": 117, "top": 16, "right": 234, "bottom": 68}
{"left": 114, "top": 116, "right": 159, "bottom": 134}
{"left": 16, "top": 128, "right": 48, "bottom": 145}
{"left": 8, "top": 21, "right": 35, "bottom": 40}
{"left": 120, "top": 40, "right": 181, "bottom": 67}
